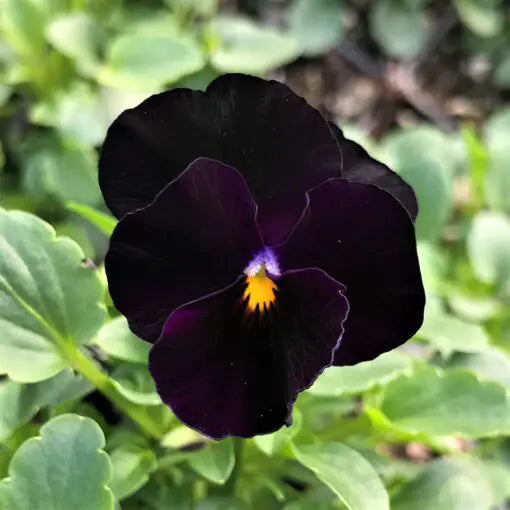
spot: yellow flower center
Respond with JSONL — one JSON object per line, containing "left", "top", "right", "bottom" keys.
{"left": 243, "top": 267, "right": 277, "bottom": 312}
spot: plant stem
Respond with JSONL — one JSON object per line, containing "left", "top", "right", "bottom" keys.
{"left": 4, "top": 277, "right": 165, "bottom": 440}
{"left": 58, "top": 339, "right": 165, "bottom": 440}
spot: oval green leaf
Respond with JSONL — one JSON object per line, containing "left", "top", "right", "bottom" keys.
{"left": 292, "top": 442, "right": 389, "bottom": 510}
{"left": 210, "top": 17, "right": 300, "bottom": 74}
{"left": 188, "top": 439, "right": 235, "bottom": 485}
{"left": 0, "top": 414, "right": 114, "bottom": 510}
{"left": 309, "top": 350, "right": 413, "bottom": 397}
{"left": 379, "top": 366, "right": 510, "bottom": 437}
{"left": 392, "top": 457, "right": 493, "bottom": 510}
{"left": 109, "top": 444, "right": 157, "bottom": 501}
{"left": 468, "top": 212, "right": 510, "bottom": 295}
{"left": 0, "top": 210, "right": 106, "bottom": 382}
{"left": 94, "top": 316, "right": 150, "bottom": 363}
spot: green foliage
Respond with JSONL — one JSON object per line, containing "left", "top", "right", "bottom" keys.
{"left": 210, "top": 17, "right": 300, "bottom": 74}
{"left": 391, "top": 457, "right": 494, "bottom": 509}
{"left": 188, "top": 439, "right": 235, "bottom": 484}
{"left": 369, "top": 0, "right": 428, "bottom": 59}
{"left": 293, "top": 442, "right": 389, "bottom": 510}
{"left": 468, "top": 212, "right": 510, "bottom": 294}
{"left": 109, "top": 444, "right": 157, "bottom": 500}
{"left": 308, "top": 351, "right": 413, "bottom": 397}
{"left": 1, "top": 0, "right": 510, "bottom": 508}
{"left": 67, "top": 201, "right": 117, "bottom": 236}
{"left": 0, "top": 209, "right": 106, "bottom": 382}
{"left": 378, "top": 367, "right": 510, "bottom": 437}
{"left": 0, "top": 414, "right": 114, "bottom": 510}
{"left": 94, "top": 316, "right": 150, "bottom": 363}
{"left": 289, "top": 0, "right": 343, "bottom": 56}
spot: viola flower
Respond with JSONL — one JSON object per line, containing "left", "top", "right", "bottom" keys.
{"left": 100, "top": 74, "right": 425, "bottom": 439}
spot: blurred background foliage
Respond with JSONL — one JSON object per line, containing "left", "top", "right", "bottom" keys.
{"left": 1, "top": 0, "right": 510, "bottom": 509}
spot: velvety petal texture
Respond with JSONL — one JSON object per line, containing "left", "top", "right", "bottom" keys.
{"left": 277, "top": 179, "right": 425, "bottom": 366}
{"left": 105, "top": 158, "right": 263, "bottom": 342}
{"left": 329, "top": 123, "right": 419, "bottom": 222}
{"left": 149, "top": 268, "right": 348, "bottom": 439}
{"left": 102, "top": 74, "right": 425, "bottom": 438}
{"left": 99, "top": 74, "right": 342, "bottom": 245}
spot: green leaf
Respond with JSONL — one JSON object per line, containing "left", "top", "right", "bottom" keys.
{"left": 0, "top": 210, "right": 106, "bottom": 382}
{"left": 1, "top": 0, "right": 46, "bottom": 54}
{"left": 0, "top": 414, "right": 114, "bottom": 510}
{"left": 468, "top": 212, "right": 510, "bottom": 294}
{"left": 188, "top": 439, "right": 235, "bottom": 484}
{"left": 392, "top": 457, "right": 493, "bottom": 510}
{"left": 417, "top": 242, "right": 448, "bottom": 293}
{"left": 161, "top": 425, "right": 204, "bottom": 450}
{"left": 210, "top": 17, "right": 300, "bottom": 74}
{"left": 98, "top": 32, "right": 204, "bottom": 91}
{"left": 0, "top": 372, "right": 91, "bottom": 442}
{"left": 46, "top": 13, "right": 103, "bottom": 76}
{"left": 309, "top": 350, "right": 413, "bottom": 397}
{"left": 109, "top": 444, "right": 156, "bottom": 501}
{"left": 196, "top": 497, "right": 250, "bottom": 510}
{"left": 292, "top": 442, "right": 389, "bottom": 510}
{"left": 160, "top": 425, "right": 207, "bottom": 448}
{"left": 379, "top": 366, "right": 510, "bottom": 437}
{"left": 482, "top": 458, "right": 510, "bottom": 506}
{"left": 484, "top": 108, "right": 510, "bottom": 212}
{"left": 454, "top": 0, "right": 504, "bottom": 37}
{"left": 67, "top": 201, "right": 116, "bottom": 237}
{"left": 0, "top": 322, "right": 67, "bottom": 382}
{"left": 461, "top": 125, "right": 489, "bottom": 208}
{"left": 111, "top": 363, "right": 160, "bottom": 406}
{"left": 382, "top": 127, "right": 456, "bottom": 240}
{"left": 21, "top": 135, "right": 101, "bottom": 206}
{"left": 416, "top": 298, "right": 491, "bottom": 356}
{"left": 288, "top": 0, "right": 343, "bottom": 56}
{"left": 493, "top": 53, "right": 510, "bottom": 89}
{"left": 34, "top": 369, "right": 92, "bottom": 407}
{"left": 31, "top": 84, "right": 110, "bottom": 146}
{"left": 254, "top": 409, "right": 302, "bottom": 456}
{"left": 369, "top": 0, "right": 428, "bottom": 59}
{"left": 94, "top": 316, "right": 150, "bottom": 363}
{"left": 0, "top": 380, "right": 38, "bottom": 442}
{"left": 447, "top": 350, "right": 510, "bottom": 390}
{"left": 447, "top": 293, "right": 498, "bottom": 322}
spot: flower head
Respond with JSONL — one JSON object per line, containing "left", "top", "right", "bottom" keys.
{"left": 101, "top": 74, "right": 425, "bottom": 439}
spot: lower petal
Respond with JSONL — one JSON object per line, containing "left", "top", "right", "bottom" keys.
{"left": 149, "top": 268, "right": 348, "bottom": 439}
{"left": 277, "top": 178, "right": 425, "bottom": 366}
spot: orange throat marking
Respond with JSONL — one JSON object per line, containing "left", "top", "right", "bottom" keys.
{"left": 243, "top": 268, "right": 277, "bottom": 312}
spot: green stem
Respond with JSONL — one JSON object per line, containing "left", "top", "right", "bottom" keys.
{"left": 4, "top": 278, "right": 165, "bottom": 439}
{"left": 59, "top": 340, "right": 164, "bottom": 440}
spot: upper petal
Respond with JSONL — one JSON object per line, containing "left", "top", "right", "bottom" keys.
{"left": 99, "top": 73, "right": 342, "bottom": 245}
{"left": 149, "top": 268, "right": 348, "bottom": 439}
{"left": 105, "top": 158, "right": 263, "bottom": 342}
{"left": 276, "top": 179, "right": 425, "bottom": 366}
{"left": 330, "top": 122, "right": 418, "bottom": 222}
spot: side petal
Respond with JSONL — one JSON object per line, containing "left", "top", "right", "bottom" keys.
{"left": 277, "top": 179, "right": 425, "bottom": 366}
{"left": 149, "top": 268, "right": 348, "bottom": 439}
{"left": 105, "top": 158, "right": 263, "bottom": 342}
{"left": 99, "top": 74, "right": 342, "bottom": 245}
{"left": 330, "top": 122, "right": 418, "bottom": 222}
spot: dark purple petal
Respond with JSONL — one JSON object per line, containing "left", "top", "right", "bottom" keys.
{"left": 329, "top": 122, "right": 418, "bottom": 222}
{"left": 105, "top": 158, "right": 263, "bottom": 342}
{"left": 149, "top": 268, "right": 348, "bottom": 439}
{"left": 276, "top": 179, "right": 424, "bottom": 366}
{"left": 99, "top": 73, "right": 342, "bottom": 245}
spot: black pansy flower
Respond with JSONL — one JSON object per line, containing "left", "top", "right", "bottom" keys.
{"left": 100, "top": 74, "right": 425, "bottom": 439}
